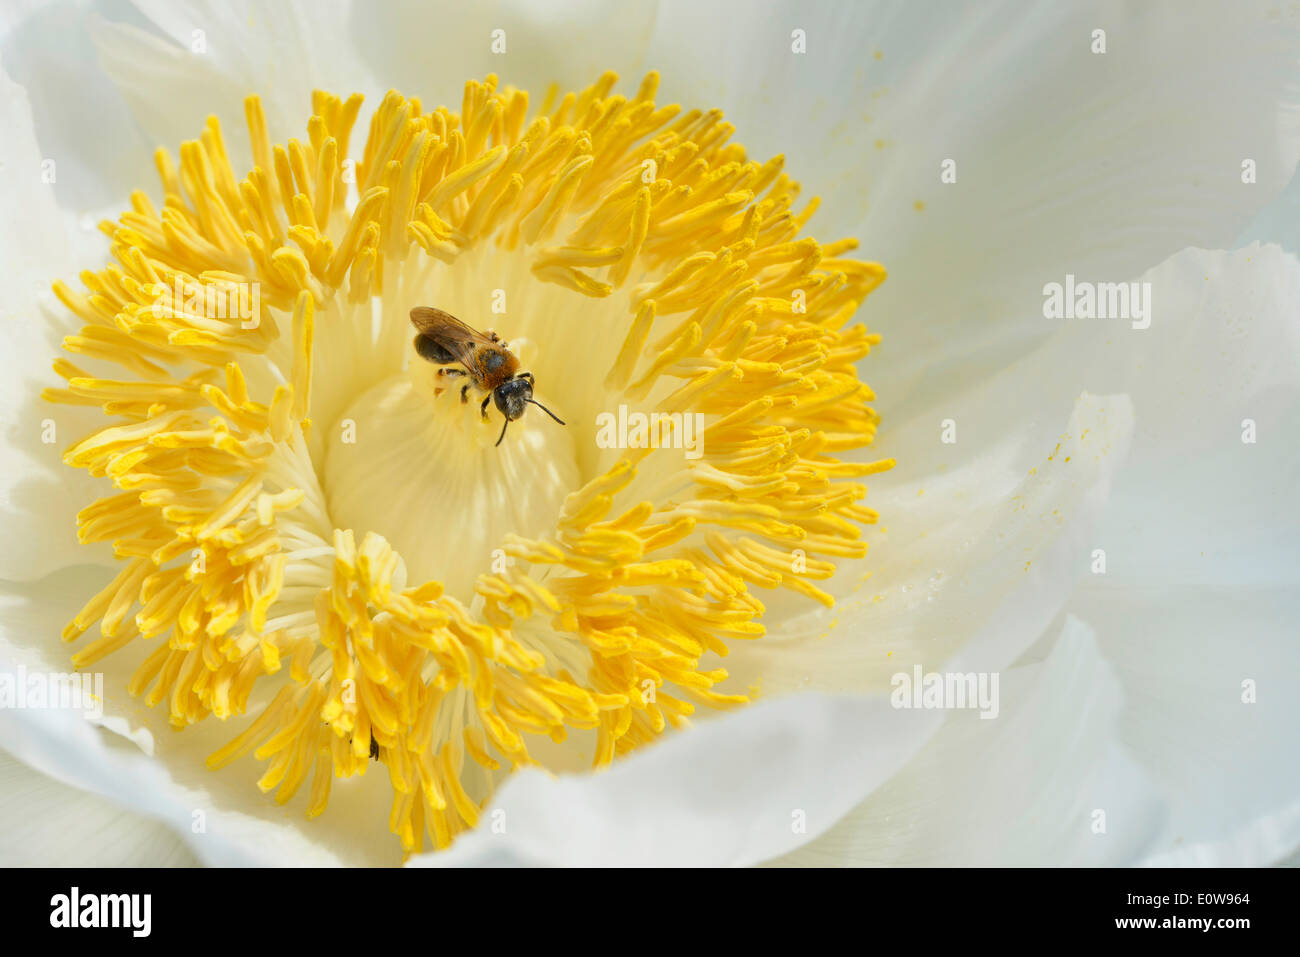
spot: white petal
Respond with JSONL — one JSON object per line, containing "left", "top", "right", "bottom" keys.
{"left": 1052, "top": 243, "right": 1300, "bottom": 585}
{"left": 1060, "top": 243, "right": 1300, "bottom": 864}
{"left": 644, "top": 0, "right": 1300, "bottom": 414}
{"left": 1236, "top": 164, "right": 1300, "bottom": 253}
{"left": 779, "top": 243, "right": 1300, "bottom": 865}
{"left": 349, "top": 0, "right": 658, "bottom": 106}
{"left": 0, "top": 57, "right": 66, "bottom": 324}
{"left": 0, "top": 3, "right": 158, "bottom": 230}
{"left": 408, "top": 692, "right": 945, "bottom": 867}
{"left": 764, "top": 244, "right": 1300, "bottom": 863}
{"left": 0, "top": 749, "right": 199, "bottom": 866}
{"left": 0, "top": 58, "right": 118, "bottom": 581}
{"left": 770, "top": 616, "right": 1166, "bottom": 865}
{"left": 90, "top": 0, "right": 381, "bottom": 166}
{"left": 0, "top": 305, "right": 121, "bottom": 581}
{"left": 830, "top": 242, "right": 1295, "bottom": 607}
{"left": 0, "top": 696, "right": 359, "bottom": 866}
{"left": 1073, "top": 585, "right": 1300, "bottom": 866}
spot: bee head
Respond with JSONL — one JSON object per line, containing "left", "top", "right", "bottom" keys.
{"left": 493, "top": 376, "right": 534, "bottom": 421}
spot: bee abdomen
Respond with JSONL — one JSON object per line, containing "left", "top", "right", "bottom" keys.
{"left": 413, "top": 333, "right": 456, "bottom": 364}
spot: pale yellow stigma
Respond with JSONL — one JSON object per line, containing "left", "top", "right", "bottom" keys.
{"left": 44, "top": 70, "right": 893, "bottom": 855}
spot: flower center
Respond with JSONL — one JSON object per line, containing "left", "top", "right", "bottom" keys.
{"left": 45, "top": 71, "right": 893, "bottom": 856}
{"left": 322, "top": 339, "right": 581, "bottom": 595}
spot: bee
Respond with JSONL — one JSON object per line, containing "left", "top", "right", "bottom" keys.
{"left": 338, "top": 727, "right": 380, "bottom": 761}
{"left": 409, "top": 306, "right": 565, "bottom": 446}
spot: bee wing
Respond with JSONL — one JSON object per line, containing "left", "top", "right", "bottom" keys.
{"left": 409, "top": 307, "right": 493, "bottom": 368}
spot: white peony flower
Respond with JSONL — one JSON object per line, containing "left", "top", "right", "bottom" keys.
{"left": 0, "top": 0, "right": 1296, "bottom": 867}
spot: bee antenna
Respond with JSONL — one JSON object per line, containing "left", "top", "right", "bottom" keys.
{"left": 495, "top": 416, "right": 510, "bottom": 447}
{"left": 527, "top": 398, "right": 566, "bottom": 425}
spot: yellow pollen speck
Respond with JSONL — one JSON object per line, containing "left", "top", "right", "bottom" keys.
{"left": 43, "top": 70, "right": 891, "bottom": 856}
{"left": 913, "top": 200, "right": 925, "bottom": 212}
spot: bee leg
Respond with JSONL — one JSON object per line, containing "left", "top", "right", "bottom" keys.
{"left": 480, "top": 394, "right": 492, "bottom": 420}
{"left": 436, "top": 367, "right": 466, "bottom": 398}
{"left": 461, "top": 383, "right": 471, "bottom": 405}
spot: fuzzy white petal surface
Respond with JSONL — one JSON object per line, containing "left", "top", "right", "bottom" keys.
{"left": 0, "top": 749, "right": 199, "bottom": 867}
{"left": 1062, "top": 244, "right": 1300, "bottom": 864}
{"left": 0, "top": 58, "right": 117, "bottom": 581}
{"left": 771, "top": 616, "right": 1166, "bottom": 865}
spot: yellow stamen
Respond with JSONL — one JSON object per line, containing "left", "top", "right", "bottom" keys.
{"left": 46, "top": 70, "right": 891, "bottom": 856}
